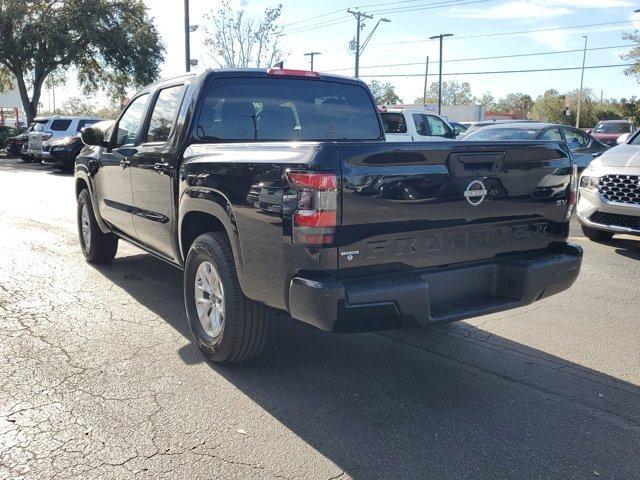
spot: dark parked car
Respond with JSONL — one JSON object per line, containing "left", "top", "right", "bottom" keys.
{"left": 42, "top": 120, "right": 114, "bottom": 171}
{"left": 75, "top": 68, "right": 582, "bottom": 363}
{"left": 462, "top": 122, "right": 608, "bottom": 171}
{"left": 588, "top": 119, "right": 635, "bottom": 147}
{"left": 1, "top": 125, "right": 26, "bottom": 155}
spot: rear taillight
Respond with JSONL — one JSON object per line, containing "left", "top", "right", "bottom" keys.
{"left": 566, "top": 162, "right": 578, "bottom": 220}
{"left": 42, "top": 132, "right": 53, "bottom": 141}
{"left": 286, "top": 171, "right": 338, "bottom": 246}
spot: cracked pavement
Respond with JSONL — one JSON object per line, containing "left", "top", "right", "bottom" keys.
{"left": 0, "top": 157, "right": 639, "bottom": 479}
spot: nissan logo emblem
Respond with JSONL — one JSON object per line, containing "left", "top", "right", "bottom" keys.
{"left": 464, "top": 180, "right": 488, "bottom": 206}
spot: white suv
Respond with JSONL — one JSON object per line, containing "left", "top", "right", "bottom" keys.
{"left": 577, "top": 130, "right": 640, "bottom": 241}
{"left": 379, "top": 108, "right": 457, "bottom": 142}
{"left": 28, "top": 116, "right": 101, "bottom": 160}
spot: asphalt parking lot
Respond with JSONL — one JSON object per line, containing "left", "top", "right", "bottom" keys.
{"left": 1, "top": 156, "right": 639, "bottom": 480}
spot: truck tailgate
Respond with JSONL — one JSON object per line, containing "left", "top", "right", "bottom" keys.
{"left": 336, "top": 141, "right": 572, "bottom": 271}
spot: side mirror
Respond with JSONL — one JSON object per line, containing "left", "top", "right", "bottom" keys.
{"left": 617, "top": 133, "right": 631, "bottom": 145}
{"left": 453, "top": 127, "right": 461, "bottom": 137}
{"left": 585, "top": 128, "right": 593, "bottom": 134}
{"left": 81, "top": 126, "right": 105, "bottom": 147}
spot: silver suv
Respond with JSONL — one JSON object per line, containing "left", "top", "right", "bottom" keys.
{"left": 577, "top": 130, "right": 640, "bottom": 241}
{"left": 28, "top": 116, "right": 101, "bottom": 161}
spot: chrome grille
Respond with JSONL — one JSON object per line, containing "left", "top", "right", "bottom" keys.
{"left": 598, "top": 174, "right": 640, "bottom": 205}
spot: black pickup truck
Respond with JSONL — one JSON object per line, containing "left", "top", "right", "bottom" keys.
{"left": 75, "top": 68, "right": 582, "bottom": 363}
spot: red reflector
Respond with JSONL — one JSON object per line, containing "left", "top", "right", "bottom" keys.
{"left": 294, "top": 210, "right": 337, "bottom": 227}
{"left": 287, "top": 172, "right": 337, "bottom": 190}
{"left": 267, "top": 68, "right": 320, "bottom": 78}
{"left": 297, "top": 234, "right": 335, "bottom": 245}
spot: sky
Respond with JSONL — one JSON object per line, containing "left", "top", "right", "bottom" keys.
{"left": 48, "top": 0, "right": 640, "bottom": 109}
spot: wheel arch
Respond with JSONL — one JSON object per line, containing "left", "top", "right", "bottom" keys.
{"left": 179, "top": 190, "right": 245, "bottom": 281}
{"left": 75, "top": 173, "right": 111, "bottom": 234}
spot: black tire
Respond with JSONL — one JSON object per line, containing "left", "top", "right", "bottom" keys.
{"left": 184, "top": 232, "right": 269, "bottom": 363}
{"left": 582, "top": 225, "right": 614, "bottom": 242}
{"left": 77, "top": 189, "right": 118, "bottom": 263}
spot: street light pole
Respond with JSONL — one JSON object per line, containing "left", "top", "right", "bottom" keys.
{"left": 423, "top": 56, "right": 429, "bottom": 106}
{"left": 184, "top": 0, "right": 191, "bottom": 72}
{"left": 429, "top": 33, "right": 453, "bottom": 115}
{"left": 304, "top": 52, "right": 321, "bottom": 71}
{"left": 576, "top": 35, "right": 588, "bottom": 128}
{"left": 348, "top": 10, "right": 373, "bottom": 78}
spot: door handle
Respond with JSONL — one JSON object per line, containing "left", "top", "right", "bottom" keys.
{"left": 153, "top": 162, "right": 172, "bottom": 175}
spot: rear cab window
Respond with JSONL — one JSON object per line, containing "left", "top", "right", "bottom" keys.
{"left": 197, "top": 77, "right": 382, "bottom": 141}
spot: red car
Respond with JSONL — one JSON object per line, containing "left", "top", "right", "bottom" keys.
{"left": 588, "top": 120, "right": 635, "bottom": 147}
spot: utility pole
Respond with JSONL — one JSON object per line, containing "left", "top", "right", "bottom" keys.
{"left": 184, "top": 0, "right": 191, "bottom": 72}
{"left": 304, "top": 52, "right": 321, "bottom": 71}
{"left": 576, "top": 35, "right": 588, "bottom": 128}
{"left": 423, "top": 56, "right": 429, "bottom": 106}
{"left": 348, "top": 9, "right": 373, "bottom": 78}
{"left": 429, "top": 33, "right": 454, "bottom": 115}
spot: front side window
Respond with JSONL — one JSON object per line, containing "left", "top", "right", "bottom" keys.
{"left": 381, "top": 113, "right": 408, "bottom": 134}
{"left": 113, "top": 94, "right": 149, "bottom": 148}
{"left": 197, "top": 77, "right": 382, "bottom": 141}
{"left": 563, "top": 128, "right": 589, "bottom": 149}
{"left": 76, "top": 119, "right": 98, "bottom": 132}
{"left": 146, "top": 85, "right": 186, "bottom": 143}
{"left": 426, "top": 115, "right": 451, "bottom": 137}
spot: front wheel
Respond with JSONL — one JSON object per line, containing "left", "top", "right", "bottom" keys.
{"left": 581, "top": 225, "right": 614, "bottom": 242}
{"left": 77, "top": 189, "right": 118, "bottom": 263}
{"left": 184, "top": 232, "right": 269, "bottom": 363}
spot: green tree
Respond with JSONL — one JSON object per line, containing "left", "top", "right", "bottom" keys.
{"left": 479, "top": 92, "right": 496, "bottom": 110}
{"left": 530, "top": 89, "right": 567, "bottom": 124}
{"left": 205, "top": 2, "right": 283, "bottom": 68}
{"left": 0, "top": 0, "right": 164, "bottom": 124}
{"left": 622, "top": 31, "right": 640, "bottom": 82}
{"left": 616, "top": 96, "right": 640, "bottom": 124}
{"left": 415, "top": 81, "right": 474, "bottom": 106}
{"left": 59, "top": 96, "right": 95, "bottom": 116}
{"left": 0, "top": 68, "right": 13, "bottom": 92}
{"left": 495, "top": 93, "right": 534, "bottom": 114}
{"left": 368, "top": 80, "right": 402, "bottom": 105}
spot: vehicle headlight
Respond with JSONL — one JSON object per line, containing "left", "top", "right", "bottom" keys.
{"left": 579, "top": 175, "right": 599, "bottom": 191}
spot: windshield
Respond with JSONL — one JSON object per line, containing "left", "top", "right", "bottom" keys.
{"left": 463, "top": 128, "right": 538, "bottom": 141}
{"left": 197, "top": 77, "right": 382, "bottom": 141}
{"left": 594, "top": 122, "right": 632, "bottom": 134}
{"left": 380, "top": 113, "right": 408, "bottom": 134}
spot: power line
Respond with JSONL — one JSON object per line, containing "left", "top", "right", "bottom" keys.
{"left": 280, "top": 0, "right": 495, "bottom": 36}
{"left": 323, "top": 44, "right": 635, "bottom": 72}
{"left": 370, "top": 20, "right": 635, "bottom": 47}
{"left": 357, "top": 63, "right": 634, "bottom": 78}
{"left": 366, "top": 0, "right": 496, "bottom": 15}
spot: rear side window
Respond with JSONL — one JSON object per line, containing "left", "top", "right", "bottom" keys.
{"left": 381, "top": 113, "right": 408, "bottom": 134}
{"left": 146, "top": 85, "right": 186, "bottom": 143}
{"left": 50, "top": 119, "right": 72, "bottom": 131}
{"left": 197, "top": 77, "right": 381, "bottom": 141}
{"left": 539, "top": 128, "right": 562, "bottom": 141}
{"left": 412, "top": 114, "right": 429, "bottom": 136}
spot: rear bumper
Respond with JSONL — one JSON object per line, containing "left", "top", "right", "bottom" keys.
{"left": 288, "top": 243, "right": 583, "bottom": 332}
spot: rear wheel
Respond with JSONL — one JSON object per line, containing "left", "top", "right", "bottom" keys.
{"left": 184, "top": 232, "right": 269, "bottom": 363}
{"left": 582, "top": 225, "right": 614, "bottom": 242}
{"left": 77, "top": 189, "right": 118, "bottom": 263}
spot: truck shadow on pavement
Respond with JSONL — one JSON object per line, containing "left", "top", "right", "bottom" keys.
{"left": 606, "top": 237, "right": 640, "bottom": 260}
{"left": 94, "top": 252, "right": 640, "bottom": 480}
